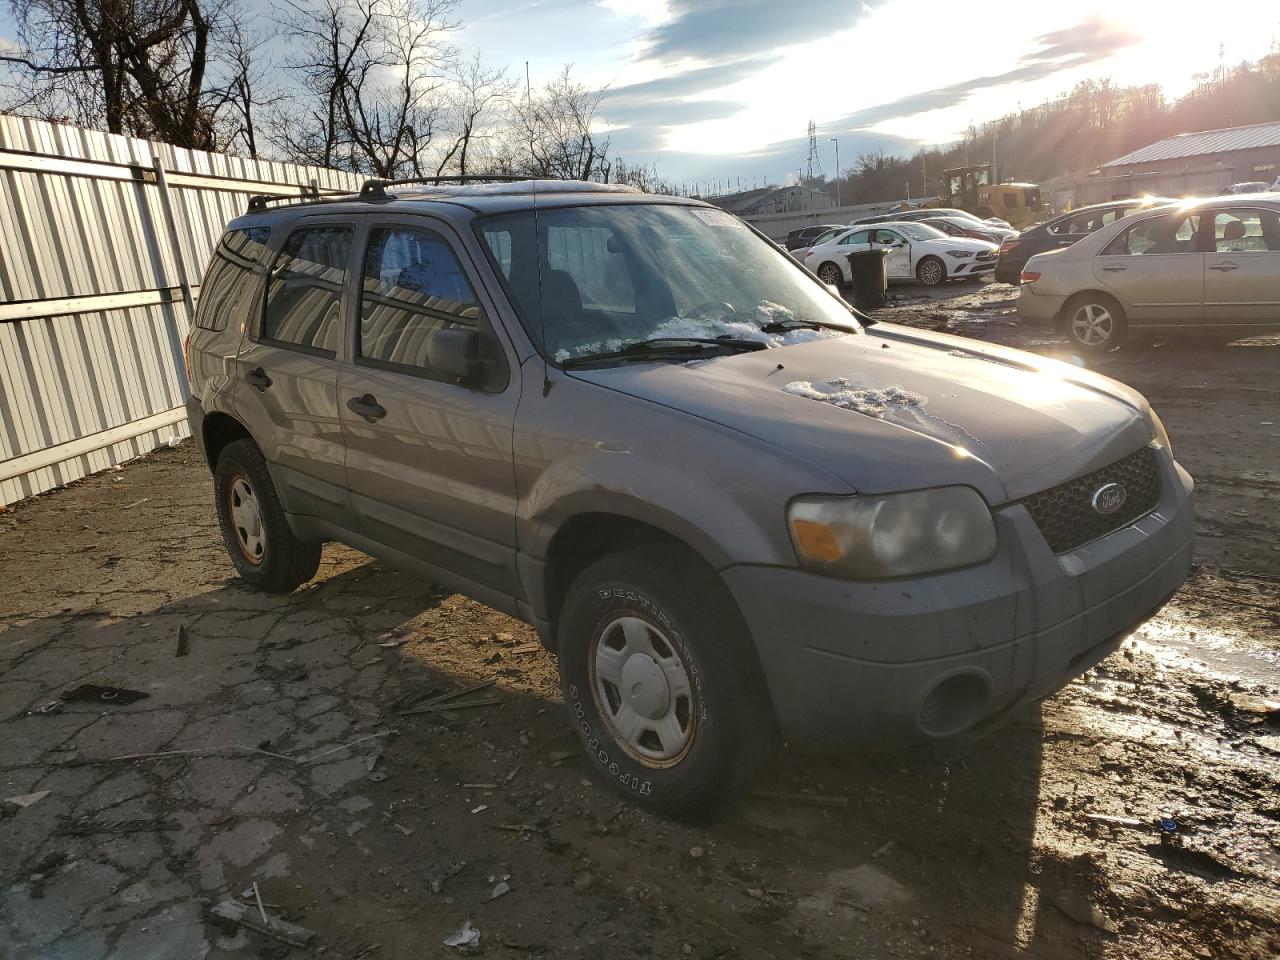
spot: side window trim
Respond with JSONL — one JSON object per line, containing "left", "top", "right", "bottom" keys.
{"left": 255, "top": 219, "right": 355, "bottom": 358}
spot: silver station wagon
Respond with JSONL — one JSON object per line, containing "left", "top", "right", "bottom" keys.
{"left": 186, "top": 178, "right": 1194, "bottom": 817}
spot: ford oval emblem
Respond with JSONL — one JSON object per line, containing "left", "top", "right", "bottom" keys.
{"left": 1091, "top": 482, "right": 1127, "bottom": 515}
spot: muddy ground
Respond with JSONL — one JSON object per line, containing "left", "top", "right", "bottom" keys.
{"left": 1, "top": 278, "right": 1278, "bottom": 960}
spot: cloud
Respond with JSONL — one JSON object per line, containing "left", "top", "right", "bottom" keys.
{"left": 602, "top": 98, "right": 744, "bottom": 128}
{"left": 598, "top": 58, "right": 779, "bottom": 151}
{"left": 607, "top": 56, "right": 779, "bottom": 102}
{"left": 642, "top": 0, "right": 885, "bottom": 63}
{"left": 828, "top": 14, "right": 1141, "bottom": 132}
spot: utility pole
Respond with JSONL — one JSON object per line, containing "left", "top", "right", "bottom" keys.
{"left": 525, "top": 61, "right": 531, "bottom": 101}
{"left": 828, "top": 138, "right": 840, "bottom": 206}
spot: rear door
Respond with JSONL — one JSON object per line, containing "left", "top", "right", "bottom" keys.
{"left": 233, "top": 220, "right": 353, "bottom": 522}
{"left": 1092, "top": 211, "right": 1204, "bottom": 325}
{"left": 337, "top": 217, "right": 522, "bottom": 598}
{"left": 1203, "top": 206, "right": 1280, "bottom": 323}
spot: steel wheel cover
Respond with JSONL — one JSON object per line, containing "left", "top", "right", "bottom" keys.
{"left": 590, "top": 615, "right": 696, "bottom": 767}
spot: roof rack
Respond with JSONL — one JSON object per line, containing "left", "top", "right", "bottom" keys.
{"left": 359, "top": 174, "right": 534, "bottom": 200}
{"left": 245, "top": 182, "right": 330, "bottom": 213}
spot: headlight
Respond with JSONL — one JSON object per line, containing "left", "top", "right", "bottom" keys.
{"left": 1150, "top": 408, "right": 1173, "bottom": 458}
{"left": 946, "top": 250, "right": 973, "bottom": 258}
{"left": 788, "top": 487, "right": 997, "bottom": 579}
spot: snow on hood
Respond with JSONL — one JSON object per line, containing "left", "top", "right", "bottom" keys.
{"left": 553, "top": 302, "right": 850, "bottom": 361}
{"left": 782, "top": 378, "right": 981, "bottom": 448}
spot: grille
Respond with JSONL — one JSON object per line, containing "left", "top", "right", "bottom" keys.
{"left": 976, "top": 250, "right": 997, "bottom": 261}
{"left": 1020, "top": 446, "right": 1161, "bottom": 553}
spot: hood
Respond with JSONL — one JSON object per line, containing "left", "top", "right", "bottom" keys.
{"left": 930, "top": 236, "right": 998, "bottom": 253}
{"left": 567, "top": 325, "right": 1152, "bottom": 504}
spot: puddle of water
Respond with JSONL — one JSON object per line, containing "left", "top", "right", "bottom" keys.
{"left": 1130, "top": 613, "right": 1280, "bottom": 689}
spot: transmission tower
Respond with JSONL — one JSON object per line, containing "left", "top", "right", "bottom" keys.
{"left": 805, "top": 120, "right": 822, "bottom": 184}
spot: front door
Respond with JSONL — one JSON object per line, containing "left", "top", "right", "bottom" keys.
{"left": 872, "top": 228, "right": 911, "bottom": 278}
{"left": 1092, "top": 211, "right": 1204, "bottom": 324}
{"left": 338, "top": 219, "right": 522, "bottom": 598}
{"left": 1203, "top": 207, "right": 1280, "bottom": 323}
{"left": 233, "top": 221, "right": 353, "bottom": 523}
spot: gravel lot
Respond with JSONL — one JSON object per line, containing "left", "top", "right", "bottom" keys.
{"left": 2, "top": 279, "right": 1277, "bottom": 960}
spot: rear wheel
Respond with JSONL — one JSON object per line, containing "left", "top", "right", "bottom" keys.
{"left": 1063, "top": 294, "right": 1128, "bottom": 352}
{"left": 917, "top": 256, "right": 947, "bottom": 286}
{"left": 214, "top": 438, "right": 320, "bottom": 592}
{"left": 816, "top": 262, "right": 844, "bottom": 287}
{"left": 557, "top": 544, "right": 777, "bottom": 820}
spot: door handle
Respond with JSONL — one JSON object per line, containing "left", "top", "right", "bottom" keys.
{"left": 1101, "top": 265, "right": 1128, "bottom": 272}
{"left": 1209, "top": 262, "right": 1239, "bottom": 271}
{"left": 245, "top": 367, "right": 272, "bottom": 391}
{"left": 347, "top": 394, "right": 387, "bottom": 423}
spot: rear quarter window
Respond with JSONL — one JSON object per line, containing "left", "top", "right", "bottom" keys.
{"left": 195, "top": 227, "right": 271, "bottom": 331}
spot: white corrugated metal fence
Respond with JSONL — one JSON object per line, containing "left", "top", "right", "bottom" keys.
{"left": 0, "top": 116, "right": 364, "bottom": 506}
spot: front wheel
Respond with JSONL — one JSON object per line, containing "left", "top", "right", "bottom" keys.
{"left": 816, "top": 262, "right": 844, "bottom": 287}
{"left": 1063, "top": 294, "right": 1128, "bottom": 352}
{"left": 917, "top": 256, "right": 947, "bottom": 286}
{"left": 214, "top": 438, "right": 321, "bottom": 592}
{"left": 557, "top": 545, "right": 777, "bottom": 820}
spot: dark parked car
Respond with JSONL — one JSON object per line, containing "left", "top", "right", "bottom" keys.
{"left": 994, "top": 197, "right": 1172, "bottom": 284}
{"left": 785, "top": 223, "right": 845, "bottom": 250}
{"left": 852, "top": 208, "right": 1011, "bottom": 229}
{"left": 919, "top": 216, "right": 1017, "bottom": 245}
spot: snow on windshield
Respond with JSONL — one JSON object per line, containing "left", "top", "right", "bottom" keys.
{"left": 901, "top": 224, "right": 946, "bottom": 241}
{"left": 554, "top": 301, "right": 848, "bottom": 361}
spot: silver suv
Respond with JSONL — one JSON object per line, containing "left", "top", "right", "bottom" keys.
{"left": 186, "top": 178, "right": 1195, "bottom": 817}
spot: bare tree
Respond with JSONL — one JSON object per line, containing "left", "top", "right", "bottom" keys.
{"left": 507, "top": 64, "right": 609, "bottom": 181}
{"left": 1, "top": 0, "right": 231, "bottom": 147}
{"left": 276, "top": 0, "right": 457, "bottom": 177}
{"left": 205, "top": 16, "right": 284, "bottom": 158}
{"left": 432, "top": 53, "right": 513, "bottom": 177}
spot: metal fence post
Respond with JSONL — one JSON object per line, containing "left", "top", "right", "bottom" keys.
{"left": 151, "top": 155, "right": 195, "bottom": 319}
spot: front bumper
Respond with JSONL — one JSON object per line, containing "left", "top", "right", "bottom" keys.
{"left": 723, "top": 450, "right": 1195, "bottom": 746}
{"left": 953, "top": 258, "right": 996, "bottom": 276}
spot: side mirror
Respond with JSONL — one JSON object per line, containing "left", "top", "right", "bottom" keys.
{"left": 427, "top": 327, "right": 483, "bottom": 383}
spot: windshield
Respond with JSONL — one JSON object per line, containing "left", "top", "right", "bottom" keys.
{"left": 899, "top": 223, "right": 947, "bottom": 241}
{"left": 477, "top": 203, "right": 857, "bottom": 362}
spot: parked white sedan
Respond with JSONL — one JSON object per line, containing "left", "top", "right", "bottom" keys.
{"left": 804, "top": 222, "right": 1000, "bottom": 287}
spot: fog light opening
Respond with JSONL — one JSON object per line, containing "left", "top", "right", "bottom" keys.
{"left": 918, "top": 672, "right": 991, "bottom": 737}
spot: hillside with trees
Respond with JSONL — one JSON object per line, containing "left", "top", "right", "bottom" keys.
{"left": 821, "top": 48, "right": 1280, "bottom": 205}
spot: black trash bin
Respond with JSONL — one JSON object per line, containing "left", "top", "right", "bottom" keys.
{"left": 845, "top": 248, "right": 889, "bottom": 310}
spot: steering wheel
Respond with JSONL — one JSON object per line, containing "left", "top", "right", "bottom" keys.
{"left": 683, "top": 300, "right": 738, "bottom": 321}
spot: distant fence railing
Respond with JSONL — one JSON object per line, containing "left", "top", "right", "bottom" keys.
{"left": 0, "top": 115, "right": 364, "bottom": 506}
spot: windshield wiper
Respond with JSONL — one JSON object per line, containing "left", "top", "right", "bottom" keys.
{"left": 560, "top": 336, "right": 768, "bottom": 368}
{"left": 757, "top": 317, "right": 854, "bottom": 334}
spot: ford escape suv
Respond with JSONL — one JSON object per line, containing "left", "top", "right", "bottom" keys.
{"left": 186, "top": 179, "right": 1194, "bottom": 817}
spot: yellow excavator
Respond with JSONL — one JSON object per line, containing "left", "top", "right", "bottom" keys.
{"left": 941, "top": 163, "right": 1049, "bottom": 229}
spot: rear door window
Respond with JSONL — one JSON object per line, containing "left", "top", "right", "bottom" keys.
{"left": 1213, "top": 209, "right": 1280, "bottom": 252}
{"left": 196, "top": 227, "right": 271, "bottom": 331}
{"left": 262, "top": 226, "right": 352, "bottom": 354}
{"left": 838, "top": 230, "right": 871, "bottom": 245}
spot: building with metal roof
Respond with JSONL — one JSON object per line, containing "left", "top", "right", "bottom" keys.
{"left": 1076, "top": 120, "right": 1280, "bottom": 205}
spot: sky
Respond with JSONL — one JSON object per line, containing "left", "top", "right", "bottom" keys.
{"left": 1, "top": 0, "right": 1277, "bottom": 188}
{"left": 456, "top": 0, "right": 1280, "bottom": 189}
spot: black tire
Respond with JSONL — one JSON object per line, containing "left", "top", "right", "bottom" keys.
{"left": 214, "top": 438, "right": 321, "bottom": 593}
{"left": 816, "top": 261, "right": 844, "bottom": 287}
{"left": 557, "top": 544, "right": 777, "bottom": 820}
{"left": 1061, "top": 292, "right": 1128, "bottom": 353}
{"left": 917, "top": 256, "right": 947, "bottom": 286}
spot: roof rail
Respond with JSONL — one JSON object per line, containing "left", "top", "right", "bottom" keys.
{"left": 359, "top": 174, "right": 536, "bottom": 200}
{"left": 245, "top": 182, "right": 330, "bottom": 213}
